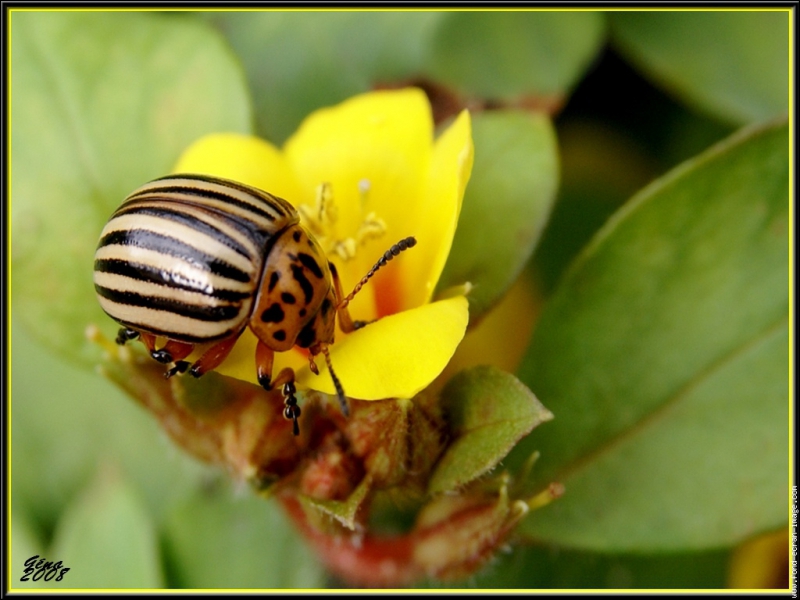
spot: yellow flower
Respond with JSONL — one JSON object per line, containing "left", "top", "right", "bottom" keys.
{"left": 173, "top": 89, "right": 473, "bottom": 400}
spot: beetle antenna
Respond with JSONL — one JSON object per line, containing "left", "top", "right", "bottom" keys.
{"left": 323, "top": 346, "right": 349, "bottom": 417}
{"left": 339, "top": 236, "right": 417, "bottom": 309}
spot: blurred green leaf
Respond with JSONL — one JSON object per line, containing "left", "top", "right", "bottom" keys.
{"left": 512, "top": 120, "right": 789, "bottom": 551}
{"left": 430, "top": 366, "right": 552, "bottom": 495}
{"left": 11, "top": 319, "right": 210, "bottom": 535}
{"left": 162, "top": 481, "right": 325, "bottom": 588}
{"left": 446, "top": 543, "right": 730, "bottom": 589}
{"left": 49, "top": 465, "right": 164, "bottom": 588}
{"left": 610, "top": 11, "right": 789, "bottom": 125}
{"left": 204, "top": 12, "right": 443, "bottom": 144}
{"left": 11, "top": 514, "right": 45, "bottom": 590}
{"left": 425, "top": 12, "right": 605, "bottom": 99}
{"left": 532, "top": 121, "right": 658, "bottom": 294}
{"left": 11, "top": 11, "right": 252, "bottom": 367}
{"left": 437, "top": 110, "right": 558, "bottom": 319}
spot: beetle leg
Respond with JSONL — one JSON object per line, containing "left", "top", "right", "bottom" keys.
{"left": 151, "top": 339, "right": 194, "bottom": 364}
{"left": 255, "top": 340, "right": 276, "bottom": 390}
{"left": 255, "top": 341, "right": 301, "bottom": 436}
{"left": 186, "top": 334, "right": 240, "bottom": 378}
{"left": 309, "top": 343, "right": 349, "bottom": 417}
{"left": 165, "top": 361, "right": 190, "bottom": 379}
{"left": 115, "top": 327, "right": 139, "bottom": 345}
{"left": 275, "top": 369, "right": 301, "bottom": 437}
{"left": 281, "top": 379, "right": 301, "bottom": 437}
{"left": 330, "top": 262, "right": 359, "bottom": 334}
{"left": 138, "top": 332, "right": 158, "bottom": 354}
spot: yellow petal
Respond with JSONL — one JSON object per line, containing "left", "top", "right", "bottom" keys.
{"left": 392, "top": 110, "right": 474, "bottom": 310}
{"left": 283, "top": 89, "right": 434, "bottom": 319}
{"left": 295, "top": 295, "right": 469, "bottom": 400}
{"left": 173, "top": 132, "right": 302, "bottom": 202}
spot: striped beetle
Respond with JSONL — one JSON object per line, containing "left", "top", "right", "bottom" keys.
{"left": 93, "top": 174, "right": 416, "bottom": 435}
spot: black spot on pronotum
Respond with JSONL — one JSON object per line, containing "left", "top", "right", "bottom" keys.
{"left": 293, "top": 230, "right": 301, "bottom": 242}
{"left": 297, "top": 253, "right": 324, "bottom": 278}
{"left": 299, "top": 309, "right": 307, "bottom": 317}
{"left": 320, "top": 297, "right": 332, "bottom": 316}
{"left": 268, "top": 271, "right": 280, "bottom": 292}
{"left": 273, "top": 330, "right": 286, "bottom": 341}
{"left": 290, "top": 264, "right": 314, "bottom": 304}
{"left": 281, "top": 292, "right": 296, "bottom": 304}
{"left": 261, "top": 302, "right": 285, "bottom": 323}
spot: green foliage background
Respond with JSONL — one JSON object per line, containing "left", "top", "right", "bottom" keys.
{"left": 10, "top": 9, "right": 791, "bottom": 589}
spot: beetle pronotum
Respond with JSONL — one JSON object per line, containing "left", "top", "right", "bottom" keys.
{"left": 93, "top": 174, "right": 416, "bottom": 435}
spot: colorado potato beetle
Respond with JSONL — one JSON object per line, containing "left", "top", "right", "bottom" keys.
{"left": 93, "top": 173, "right": 416, "bottom": 435}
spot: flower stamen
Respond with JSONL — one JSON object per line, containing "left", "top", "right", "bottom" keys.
{"left": 298, "top": 180, "right": 387, "bottom": 263}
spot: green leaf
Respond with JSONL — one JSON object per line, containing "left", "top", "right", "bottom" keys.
{"left": 531, "top": 122, "right": 660, "bottom": 294}
{"left": 429, "top": 366, "right": 552, "bottom": 495}
{"left": 162, "top": 480, "right": 325, "bottom": 588}
{"left": 11, "top": 11, "right": 252, "bottom": 367}
{"left": 205, "top": 12, "right": 443, "bottom": 144}
{"left": 511, "top": 120, "right": 789, "bottom": 551}
{"left": 11, "top": 319, "right": 210, "bottom": 536}
{"left": 10, "top": 514, "right": 45, "bottom": 590}
{"left": 49, "top": 465, "right": 164, "bottom": 588}
{"left": 437, "top": 110, "right": 558, "bottom": 320}
{"left": 446, "top": 543, "right": 731, "bottom": 589}
{"left": 610, "top": 11, "right": 789, "bottom": 125}
{"left": 425, "top": 12, "right": 606, "bottom": 99}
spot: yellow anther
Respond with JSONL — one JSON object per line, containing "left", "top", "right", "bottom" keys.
{"left": 333, "top": 238, "right": 358, "bottom": 262}
{"left": 355, "top": 212, "right": 387, "bottom": 246}
{"left": 297, "top": 180, "right": 386, "bottom": 263}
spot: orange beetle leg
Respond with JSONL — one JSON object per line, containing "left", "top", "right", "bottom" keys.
{"left": 184, "top": 333, "right": 241, "bottom": 378}
{"left": 255, "top": 340, "right": 300, "bottom": 436}
{"left": 330, "top": 263, "right": 370, "bottom": 334}
{"left": 152, "top": 339, "right": 194, "bottom": 365}
{"left": 138, "top": 332, "right": 158, "bottom": 354}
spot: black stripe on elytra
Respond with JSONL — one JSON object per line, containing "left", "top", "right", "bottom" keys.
{"left": 94, "top": 258, "right": 251, "bottom": 303}
{"left": 296, "top": 253, "right": 324, "bottom": 279}
{"left": 112, "top": 205, "right": 253, "bottom": 260}
{"left": 95, "top": 284, "right": 242, "bottom": 322}
{"left": 290, "top": 264, "right": 314, "bottom": 304}
{"left": 166, "top": 174, "right": 296, "bottom": 217}
{"left": 129, "top": 182, "right": 280, "bottom": 223}
{"left": 98, "top": 229, "right": 251, "bottom": 283}
{"left": 118, "top": 195, "right": 281, "bottom": 247}
{"left": 147, "top": 174, "right": 296, "bottom": 220}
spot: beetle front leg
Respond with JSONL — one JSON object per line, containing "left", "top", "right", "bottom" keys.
{"left": 256, "top": 340, "right": 301, "bottom": 436}
{"left": 330, "top": 262, "right": 373, "bottom": 334}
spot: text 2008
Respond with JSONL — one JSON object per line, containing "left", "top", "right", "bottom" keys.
{"left": 21, "top": 556, "right": 70, "bottom": 582}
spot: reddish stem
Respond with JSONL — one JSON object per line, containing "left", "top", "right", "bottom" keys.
{"left": 279, "top": 496, "right": 421, "bottom": 587}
